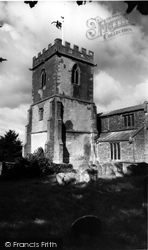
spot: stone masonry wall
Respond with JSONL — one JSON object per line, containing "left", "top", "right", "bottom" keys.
{"left": 101, "top": 110, "right": 145, "bottom": 132}
{"left": 32, "top": 56, "right": 57, "bottom": 104}
{"left": 24, "top": 108, "right": 32, "bottom": 156}
{"left": 62, "top": 98, "right": 93, "bottom": 132}
{"left": 96, "top": 141, "right": 134, "bottom": 163}
{"left": 97, "top": 142, "right": 111, "bottom": 162}
{"left": 31, "top": 132, "right": 47, "bottom": 153}
{"left": 25, "top": 38, "right": 97, "bottom": 164}
{"left": 134, "top": 128, "right": 145, "bottom": 162}
{"left": 65, "top": 132, "right": 93, "bottom": 168}
{"left": 56, "top": 56, "right": 93, "bottom": 102}
{"left": 32, "top": 38, "right": 94, "bottom": 69}
{"left": 120, "top": 141, "right": 134, "bottom": 162}
{"left": 31, "top": 100, "right": 51, "bottom": 133}
{"left": 60, "top": 97, "right": 97, "bottom": 166}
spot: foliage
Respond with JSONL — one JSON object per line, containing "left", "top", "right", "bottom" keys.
{"left": 125, "top": 1, "right": 148, "bottom": 15}
{"left": 26, "top": 147, "right": 50, "bottom": 175}
{"left": 49, "top": 162, "right": 74, "bottom": 174}
{"left": 1, "top": 146, "right": 74, "bottom": 180}
{"left": 126, "top": 162, "right": 148, "bottom": 176}
{"left": 0, "top": 130, "right": 22, "bottom": 161}
{"left": 1, "top": 158, "right": 29, "bottom": 180}
{"left": 1, "top": 147, "right": 52, "bottom": 180}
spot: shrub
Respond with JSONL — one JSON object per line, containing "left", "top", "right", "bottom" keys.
{"left": 1, "top": 148, "right": 52, "bottom": 180}
{"left": 26, "top": 147, "right": 51, "bottom": 176}
{"left": 136, "top": 162, "right": 148, "bottom": 175}
{"left": 48, "top": 163, "right": 74, "bottom": 174}
{"left": 127, "top": 162, "right": 148, "bottom": 176}
{"left": 0, "top": 147, "right": 74, "bottom": 180}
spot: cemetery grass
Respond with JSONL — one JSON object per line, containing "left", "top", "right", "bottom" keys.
{"left": 0, "top": 175, "right": 147, "bottom": 250}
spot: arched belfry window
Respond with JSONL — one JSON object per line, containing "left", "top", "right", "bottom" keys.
{"left": 41, "top": 69, "right": 46, "bottom": 88}
{"left": 71, "top": 64, "right": 80, "bottom": 85}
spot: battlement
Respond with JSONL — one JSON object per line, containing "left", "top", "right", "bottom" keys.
{"left": 32, "top": 38, "right": 94, "bottom": 68}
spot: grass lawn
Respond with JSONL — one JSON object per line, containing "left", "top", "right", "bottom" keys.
{"left": 0, "top": 175, "right": 147, "bottom": 250}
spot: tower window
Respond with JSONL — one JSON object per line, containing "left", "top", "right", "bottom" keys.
{"left": 110, "top": 142, "right": 120, "bottom": 160}
{"left": 41, "top": 69, "right": 46, "bottom": 88}
{"left": 39, "top": 107, "right": 44, "bottom": 121}
{"left": 71, "top": 64, "right": 80, "bottom": 85}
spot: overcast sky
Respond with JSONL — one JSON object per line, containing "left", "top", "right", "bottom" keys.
{"left": 0, "top": 1, "right": 148, "bottom": 143}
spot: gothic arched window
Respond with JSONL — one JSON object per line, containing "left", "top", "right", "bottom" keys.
{"left": 41, "top": 69, "right": 46, "bottom": 88}
{"left": 71, "top": 64, "right": 80, "bottom": 85}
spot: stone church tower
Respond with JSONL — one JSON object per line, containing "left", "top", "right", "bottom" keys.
{"left": 24, "top": 38, "right": 98, "bottom": 167}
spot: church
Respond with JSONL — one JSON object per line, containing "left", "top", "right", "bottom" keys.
{"left": 24, "top": 38, "right": 148, "bottom": 167}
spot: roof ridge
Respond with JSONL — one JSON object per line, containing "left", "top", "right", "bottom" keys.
{"left": 99, "top": 103, "right": 145, "bottom": 117}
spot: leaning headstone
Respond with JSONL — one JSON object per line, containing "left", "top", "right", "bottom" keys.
{"left": 126, "top": 165, "right": 136, "bottom": 176}
{"left": 106, "top": 166, "right": 114, "bottom": 176}
{"left": 56, "top": 172, "right": 76, "bottom": 185}
{"left": 71, "top": 215, "right": 102, "bottom": 236}
{"left": 112, "top": 164, "right": 118, "bottom": 175}
{"left": 87, "top": 168, "right": 98, "bottom": 181}
{"left": 97, "top": 164, "right": 102, "bottom": 176}
{"left": 56, "top": 173, "right": 65, "bottom": 185}
{"left": 64, "top": 172, "right": 77, "bottom": 184}
{"left": 78, "top": 162, "right": 89, "bottom": 173}
{"left": 76, "top": 162, "right": 91, "bottom": 184}
{"left": 115, "top": 171, "right": 123, "bottom": 177}
{"left": 77, "top": 170, "right": 90, "bottom": 183}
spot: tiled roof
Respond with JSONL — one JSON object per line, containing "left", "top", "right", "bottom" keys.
{"left": 96, "top": 127, "right": 144, "bottom": 142}
{"left": 99, "top": 104, "right": 144, "bottom": 117}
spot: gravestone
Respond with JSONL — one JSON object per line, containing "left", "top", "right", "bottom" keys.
{"left": 71, "top": 215, "right": 102, "bottom": 236}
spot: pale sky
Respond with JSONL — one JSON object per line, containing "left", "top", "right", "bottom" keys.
{"left": 0, "top": 1, "right": 148, "bottom": 142}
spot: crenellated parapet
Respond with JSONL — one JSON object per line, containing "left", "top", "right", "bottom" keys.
{"left": 32, "top": 38, "right": 94, "bottom": 69}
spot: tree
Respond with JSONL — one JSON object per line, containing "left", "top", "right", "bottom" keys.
{"left": 24, "top": 1, "right": 38, "bottom": 8}
{"left": 125, "top": 1, "right": 148, "bottom": 15}
{"left": 0, "top": 130, "right": 22, "bottom": 161}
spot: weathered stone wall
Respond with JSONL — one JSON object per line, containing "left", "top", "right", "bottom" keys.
{"left": 56, "top": 56, "right": 93, "bottom": 102}
{"left": 32, "top": 56, "right": 56, "bottom": 104}
{"left": 134, "top": 129, "right": 145, "bottom": 162}
{"left": 144, "top": 103, "right": 148, "bottom": 162}
{"left": 56, "top": 57, "right": 73, "bottom": 97}
{"left": 62, "top": 98, "right": 93, "bottom": 132}
{"left": 96, "top": 107, "right": 147, "bottom": 163}
{"left": 135, "top": 110, "right": 145, "bottom": 127}
{"left": 96, "top": 141, "right": 134, "bottom": 163}
{"left": 100, "top": 110, "right": 145, "bottom": 132}
{"left": 120, "top": 141, "right": 134, "bottom": 162}
{"left": 31, "top": 100, "right": 51, "bottom": 133}
{"left": 24, "top": 107, "right": 32, "bottom": 156}
{"left": 97, "top": 142, "right": 111, "bottom": 162}
{"left": 31, "top": 132, "right": 47, "bottom": 153}
{"left": 45, "top": 98, "right": 63, "bottom": 163}
{"left": 144, "top": 125, "right": 148, "bottom": 163}
{"left": 60, "top": 97, "right": 97, "bottom": 166}
{"left": 24, "top": 38, "right": 97, "bottom": 164}
{"left": 65, "top": 133, "right": 93, "bottom": 168}
{"left": 32, "top": 38, "right": 94, "bottom": 105}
